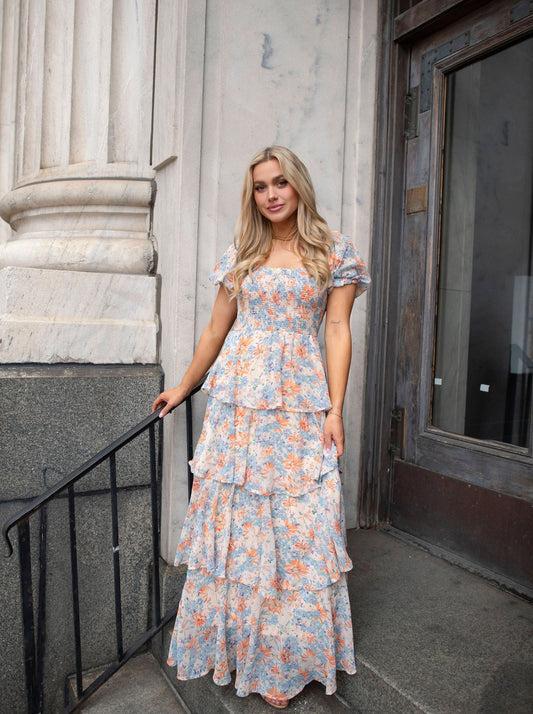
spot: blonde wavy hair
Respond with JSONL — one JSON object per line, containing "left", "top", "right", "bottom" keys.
{"left": 229, "top": 146, "right": 332, "bottom": 296}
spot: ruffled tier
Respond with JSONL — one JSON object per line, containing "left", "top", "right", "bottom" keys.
{"left": 170, "top": 396, "right": 356, "bottom": 696}
{"left": 175, "top": 468, "right": 353, "bottom": 597}
{"left": 202, "top": 328, "right": 331, "bottom": 411}
{"left": 191, "top": 399, "right": 338, "bottom": 496}
{"left": 167, "top": 569, "right": 356, "bottom": 699}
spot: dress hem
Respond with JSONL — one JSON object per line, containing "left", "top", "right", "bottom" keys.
{"left": 166, "top": 661, "right": 357, "bottom": 699}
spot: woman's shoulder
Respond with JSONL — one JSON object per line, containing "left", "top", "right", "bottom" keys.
{"left": 329, "top": 231, "right": 353, "bottom": 249}
{"left": 328, "top": 231, "right": 353, "bottom": 266}
{"left": 210, "top": 243, "right": 237, "bottom": 286}
{"left": 330, "top": 230, "right": 348, "bottom": 243}
{"left": 328, "top": 231, "right": 371, "bottom": 294}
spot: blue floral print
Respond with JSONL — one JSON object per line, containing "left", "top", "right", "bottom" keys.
{"left": 168, "top": 232, "right": 370, "bottom": 701}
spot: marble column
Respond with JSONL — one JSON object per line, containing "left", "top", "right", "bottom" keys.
{"left": 0, "top": 0, "right": 157, "bottom": 364}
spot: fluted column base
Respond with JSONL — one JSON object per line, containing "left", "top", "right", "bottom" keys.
{"left": 0, "top": 165, "right": 158, "bottom": 364}
{"left": 0, "top": 165, "right": 156, "bottom": 274}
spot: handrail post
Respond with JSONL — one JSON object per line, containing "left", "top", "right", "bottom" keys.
{"left": 18, "top": 519, "right": 39, "bottom": 714}
{"left": 68, "top": 486, "right": 83, "bottom": 699}
{"left": 37, "top": 507, "right": 48, "bottom": 713}
{"left": 149, "top": 423, "right": 161, "bottom": 625}
{"left": 109, "top": 453, "right": 124, "bottom": 659}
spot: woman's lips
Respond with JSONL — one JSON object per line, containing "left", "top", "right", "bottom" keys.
{"left": 268, "top": 204, "right": 284, "bottom": 212}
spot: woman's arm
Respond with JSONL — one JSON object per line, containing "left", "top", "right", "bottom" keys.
{"left": 324, "top": 283, "right": 357, "bottom": 456}
{"left": 152, "top": 286, "right": 238, "bottom": 417}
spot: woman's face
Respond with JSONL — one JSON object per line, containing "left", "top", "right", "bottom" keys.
{"left": 252, "top": 159, "right": 299, "bottom": 232}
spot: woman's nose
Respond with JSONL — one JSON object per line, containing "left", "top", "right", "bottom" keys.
{"left": 267, "top": 184, "right": 277, "bottom": 201}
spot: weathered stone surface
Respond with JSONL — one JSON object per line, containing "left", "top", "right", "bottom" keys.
{"left": 0, "top": 364, "right": 165, "bottom": 713}
{"left": 68, "top": 653, "right": 189, "bottom": 713}
{"left": 0, "top": 268, "right": 158, "bottom": 364}
{"left": 0, "top": 365, "right": 163, "bottom": 499}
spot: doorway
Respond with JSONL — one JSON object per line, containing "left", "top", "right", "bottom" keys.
{"left": 365, "top": 0, "right": 533, "bottom": 595}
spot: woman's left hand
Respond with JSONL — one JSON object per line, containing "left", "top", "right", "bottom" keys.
{"left": 324, "top": 412, "right": 344, "bottom": 457}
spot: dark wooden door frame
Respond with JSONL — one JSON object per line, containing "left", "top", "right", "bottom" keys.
{"left": 360, "top": 0, "right": 533, "bottom": 527}
{"left": 360, "top": 0, "right": 409, "bottom": 527}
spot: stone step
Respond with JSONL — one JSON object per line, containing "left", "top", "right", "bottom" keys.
{"left": 68, "top": 652, "right": 190, "bottom": 713}
{"left": 343, "top": 528, "right": 532, "bottom": 714}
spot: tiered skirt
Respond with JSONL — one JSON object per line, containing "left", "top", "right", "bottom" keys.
{"left": 167, "top": 397, "right": 356, "bottom": 700}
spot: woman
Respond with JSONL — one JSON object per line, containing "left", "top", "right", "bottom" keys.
{"left": 152, "top": 146, "right": 370, "bottom": 709}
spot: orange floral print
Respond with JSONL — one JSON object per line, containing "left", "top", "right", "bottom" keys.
{"left": 167, "top": 234, "right": 370, "bottom": 700}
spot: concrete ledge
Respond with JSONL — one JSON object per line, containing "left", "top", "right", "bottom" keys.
{"left": 345, "top": 529, "right": 533, "bottom": 714}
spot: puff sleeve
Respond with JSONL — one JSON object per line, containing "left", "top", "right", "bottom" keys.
{"left": 328, "top": 232, "right": 371, "bottom": 297}
{"left": 209, "top": 244, "right": 237, "bottom": 289}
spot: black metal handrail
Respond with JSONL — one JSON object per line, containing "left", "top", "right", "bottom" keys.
{"left": 2, "top": 380, "right": 205, "bottom": 713}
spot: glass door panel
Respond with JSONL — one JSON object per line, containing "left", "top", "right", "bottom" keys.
{"left": 432, "top": 36, "right": 533, "bottom": 448}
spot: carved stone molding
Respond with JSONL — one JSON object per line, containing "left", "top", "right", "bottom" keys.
{"left": 0, "top": 171, "right": 156, "bottom": 274}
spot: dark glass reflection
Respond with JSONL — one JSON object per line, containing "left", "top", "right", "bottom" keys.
{"left": 432, "top": 37, "right": 533, "bottom": 447}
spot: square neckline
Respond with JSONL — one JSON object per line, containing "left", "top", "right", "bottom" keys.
{"left": 256, "top": 264, "right": 307, "bottom": 271}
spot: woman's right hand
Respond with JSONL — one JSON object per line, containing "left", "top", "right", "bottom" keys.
{"left": 152, "top": 385, "right": 188, "bottom": 418}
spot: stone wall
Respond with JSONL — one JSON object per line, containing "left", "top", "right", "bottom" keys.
{"left": 0, "top": 365, "right": 163, "bottom": 712}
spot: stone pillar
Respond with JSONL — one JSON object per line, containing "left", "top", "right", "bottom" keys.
{"left": 0, "top": 0, "right": 19, "bottom": 246}
{"left": 0, "top": 0, "right": 157, "bottom": 364}
{"left": 0, "top": 6, "right": 160, "bottom": 705}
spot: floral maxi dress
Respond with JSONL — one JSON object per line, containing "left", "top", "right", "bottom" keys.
{"left": 168, "top": 232, "right": 371, "bottom": 701}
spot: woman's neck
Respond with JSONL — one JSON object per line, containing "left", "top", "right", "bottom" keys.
{"left": 270, "top": 220, "right": 297, "bottom": 241}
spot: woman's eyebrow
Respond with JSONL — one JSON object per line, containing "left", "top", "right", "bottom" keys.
{"left": 253, "top": 175, "right": 285, "bottom": 185}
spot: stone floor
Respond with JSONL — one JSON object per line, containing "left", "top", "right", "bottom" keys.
{"left": 74, "top": 652, "right": 190, "bottom": 713}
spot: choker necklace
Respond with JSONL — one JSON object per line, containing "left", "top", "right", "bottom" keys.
{"left": 272, "top": 227, "right": 298, "bottom": 242}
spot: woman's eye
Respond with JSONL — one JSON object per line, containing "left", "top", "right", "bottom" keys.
{"left": 278, "top": 180, "right": 287, "bottom": 187}
{"left": 255, "top": 185, "right": 265, "bottom": 192}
